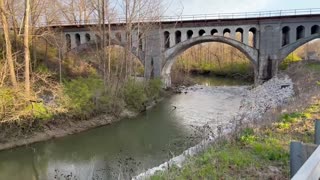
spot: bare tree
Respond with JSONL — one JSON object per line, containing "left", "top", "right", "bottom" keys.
{"left": 0, "top": 0, "right": 17, "bottom": 88}
{"left": 24, "top": 0, "right": 31, "bottom": 98}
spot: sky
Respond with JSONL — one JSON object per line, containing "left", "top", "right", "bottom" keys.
{"left": 164, "top": 0, "right": 320, "bottom": 16}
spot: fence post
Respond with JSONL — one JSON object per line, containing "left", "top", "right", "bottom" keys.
{"left": 290, "top": 141, "right": 318, "bottom": 178}
{"left": 290, "top": 141, "right": 303, "bottom": 178}
{"left": 315, "top": 119, "right": 320, "bottom": 145}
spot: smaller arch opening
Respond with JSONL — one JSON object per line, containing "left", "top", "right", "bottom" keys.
{"left": 164, "top": 31, "right": 170, "bottom": 49}
{"left": 199, "top": 29, "right": 206, "bottom": 36}
{"left": 138, "top": 33, "right": 143, "bottom": 50}
{"left": 75, "top": 33, "right": 81, "bottom": 47}
{"left": 296, "top": 25, "right": 305, "bottom": 40}
{"left": 249, "top": 28, "right": 257, "bottom": 48}
{"left": 235, "top": 28, "right": 244, "bottom": 42}
{"left": 187, "top": 30, "right": 193, "bottom": 39}
{"left": 211, "top": 29, "right": 218, "bottom": 36}
{"left": 85, "top": 33, "right": 91, "bottom": 42}
{"left": 223, "top": 29, "right": 231, "bottom": 37}
{"left": 311, "top": 25, "right": 320, "bottom": 34}
{"left": 66, "top": 34, "right": 71, "bottom": 50}
{"left": 175, "top": 30, "right": 182, "bottom": 44}
{"left": 282, "top": 26, "right": 290, "bottom": 46}
{"left": 115, "top": 32, "right": 122, "bottom": 42}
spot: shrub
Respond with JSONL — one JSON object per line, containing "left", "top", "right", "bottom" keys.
{"left": 239, "top": 128, "right": 257, "bottom": 145}
{"left": 252, "top": 140, "right": 288, "bottom": 162}
{"left": 122, "top": 80, "right": 147, "bottom": 111}
{"left": 0, "top": 88, "right": 17, "bottom": 121}
{"left": 24, "top": 102, "right": 53, "bottom": 120}
{"left": 276, "top": 113, "right": 304, "bottom": 130}
{"left": 146, "top": 78, "right": 163, "bottom": 99}
{"left": 0, "top": 88, "right": 28, "bottom": 121}
{"left": 61, "top": 76, "right": 105, "bottom": 116}
{"left": 280, "top": 53, "right": 302, "bottom": 70}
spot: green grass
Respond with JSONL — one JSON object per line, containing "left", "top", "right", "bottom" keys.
{"left": 306, "top": 63, "right": 320, "bottom": 71}
{"left": 151, "top": 100, "right": 320, "bottom": 180}
{"left": 151, "top": 143, "right": 264, "bottom": 180}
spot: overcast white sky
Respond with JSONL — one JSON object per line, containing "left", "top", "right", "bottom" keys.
{"left": 164, "top": 0, "right": 320, "bottom": 15}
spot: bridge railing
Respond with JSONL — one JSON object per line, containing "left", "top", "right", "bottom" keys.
{"left": 43, "top": 8, "right": 320, "bottom": 27}
{"left": 160, "top": 8, "right": 320, "bottom": 22}
{"left": 292, "top": 145, "right": 320, "bottom": 180}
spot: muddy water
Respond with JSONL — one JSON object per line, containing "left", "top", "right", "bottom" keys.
{"left": 0, "top": 76, "right": 250, "bottom": 180}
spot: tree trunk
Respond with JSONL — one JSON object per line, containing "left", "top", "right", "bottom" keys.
{"left": 0, "top": 0, "right": 17, "bottom": 88}
{"left": 24, "top": 0, "right": 31, "bottom": 98}
{"left": 107, "top": 0, "right": 111, "bottom": 81}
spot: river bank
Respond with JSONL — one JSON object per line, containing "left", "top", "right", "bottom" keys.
{"left": 0, "top": 95, "right": 166, "bottom": 152}
{"left": 0, "top": 110, "right": 134, "bottom": 152}
{"left": 0, "top": 74, "right": 244, "bottom": 152}
{"left": 137, "top": 61, "right": 320, "bottom": 179}
{"left": 149, "top": 98, "right": 320, "bottom": 179}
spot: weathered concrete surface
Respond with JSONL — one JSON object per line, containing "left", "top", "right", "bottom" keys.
{"left": 60, "top": 14, "right": 320, "bottom": 87}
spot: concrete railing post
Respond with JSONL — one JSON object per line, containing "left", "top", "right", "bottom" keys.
{"left": 315, "top": 119, "right": 320, "bottom": 145}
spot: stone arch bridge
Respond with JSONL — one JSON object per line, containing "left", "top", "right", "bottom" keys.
{"left": 53, "top": 9, "right": 320, "bottom": 87}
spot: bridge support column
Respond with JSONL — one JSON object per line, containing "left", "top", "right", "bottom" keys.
{"left": 69, "top": 33, "right": 77, "bottom": 49}
{"left": 144, "top": 29, "right": 162, "bottom": 80}
{"left": 243, "top": 31, "right": 249, "bottom": 45}
{"left": 144, "top": 55, "right": 162, "bottom": 79}
{"left": 257, "top": 55, "right": 279, "bottom": 84}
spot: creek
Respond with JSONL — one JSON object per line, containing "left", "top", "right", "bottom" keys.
{"left": 0, "top": 76, "right": 251, "bottom": 180}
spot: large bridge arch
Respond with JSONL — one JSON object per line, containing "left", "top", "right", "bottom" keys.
{"left": 279, "top": 33, "right": 320, "bottom": 63}
{"left": 161, "top": 35, "right": 259, "bottom": 87}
